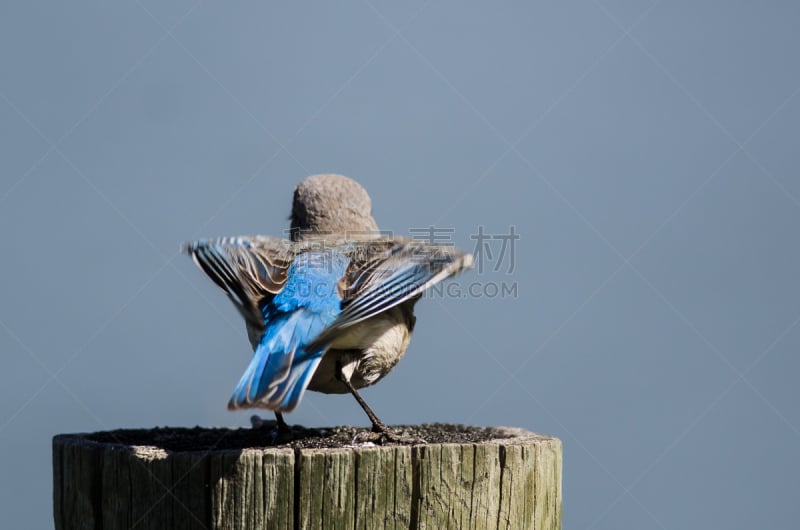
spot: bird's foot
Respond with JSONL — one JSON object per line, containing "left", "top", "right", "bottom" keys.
{"left": 250, "top": 414, "right": 296, "bottom": 444}
{"left": 250, "top": 414, "right": 331, "bottom": 444}
{"left": 352, "top": 423, "right": 426, "bottom": 445}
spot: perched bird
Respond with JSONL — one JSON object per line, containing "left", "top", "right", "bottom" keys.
{"left": 185, "top": 174, "right": 472, "bottom": 442}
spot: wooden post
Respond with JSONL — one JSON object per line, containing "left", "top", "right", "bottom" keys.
{"left": 53, "top": 425, "right": 561, "bottom": 530}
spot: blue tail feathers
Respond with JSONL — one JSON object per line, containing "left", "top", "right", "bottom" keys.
{"left": 228, "top": 309, "right": 328, "bottom": 412}
{"left": 228, "top": 250, "right": 350, "bottom": 412}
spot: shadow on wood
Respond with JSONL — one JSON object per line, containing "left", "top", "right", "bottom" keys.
{"left": 53, "top": 424, "right": 561, "bottom": 530}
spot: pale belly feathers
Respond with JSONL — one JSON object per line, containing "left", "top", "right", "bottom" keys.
{"left": 308, "top": 304, "right": 415, "bottom": 393}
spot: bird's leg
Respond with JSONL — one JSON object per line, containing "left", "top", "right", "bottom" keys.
{"left": 274, "top": 412, "right": 290, "bottom": 433}
{"left": 250, "top": 411, "right": 294, "bottom": 443}
{"left": 342, "top": 377, "right": 390, "bottom": 433}
{"left": 269, "top": 411, "right": 296, "bottom": 443}
{"left": 336, "top": 359, "right": 425, "bottom": 445}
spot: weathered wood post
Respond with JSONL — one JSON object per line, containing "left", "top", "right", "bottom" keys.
{"left": 53, "top": 424, "right": 561, "bottom": 529}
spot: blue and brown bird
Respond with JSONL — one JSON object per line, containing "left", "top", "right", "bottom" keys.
{"left": 185, "top": 174, "right": 472, "bottom": 443}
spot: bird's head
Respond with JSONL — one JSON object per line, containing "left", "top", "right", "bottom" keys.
{"left": 290, "top": 174, "right": 380, "bottom": 241}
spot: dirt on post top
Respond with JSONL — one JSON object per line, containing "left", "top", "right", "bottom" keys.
{"left": 84, "top": 422, "right": 518, "bottom": 452}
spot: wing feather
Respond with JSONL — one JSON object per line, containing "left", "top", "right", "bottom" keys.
{"left": 306, "top": 238, "right": 472, "bottom": 350}
{"left": 184, "top": 236, "right": 295, "bottom": 332}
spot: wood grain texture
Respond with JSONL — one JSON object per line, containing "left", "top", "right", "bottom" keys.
{"left": 53, "top": 427, "right": 561, "bottom": 530}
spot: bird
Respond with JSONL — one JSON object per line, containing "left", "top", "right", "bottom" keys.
{"left": 184, "top": 174, "right": 473, "bottom": 443}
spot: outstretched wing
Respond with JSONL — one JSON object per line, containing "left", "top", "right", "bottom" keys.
{"left": 183, "top": 236, "right": 295, "bottom": 333}
{"left": 307, "top": 238, "right": 473, "bottom": 350}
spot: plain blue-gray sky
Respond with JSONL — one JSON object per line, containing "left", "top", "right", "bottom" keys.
{"left": 2, "top": 1, "right": 799, "bottom": 528}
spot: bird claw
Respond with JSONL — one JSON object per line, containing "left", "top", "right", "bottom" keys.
{"left": 352, "top": 426, "right": 426, "bottom": 445}
{"left": 250, "top": 414, "right": 295, "bottom": 444}
{"left": 251, "top": 415, "right": 424, "bottom": 446}
{"left": 250, "top": 414, "right": 275, "bottom": 429}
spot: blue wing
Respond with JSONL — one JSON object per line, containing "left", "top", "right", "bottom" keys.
{"left": 306, "top": 239, "right": 473, "bottom": 351}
